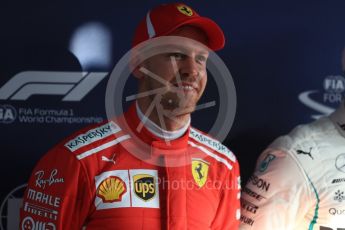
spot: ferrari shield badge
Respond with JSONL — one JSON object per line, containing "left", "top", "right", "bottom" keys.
{"left": 192, "top": 158, "right": 209, "bottom": 188}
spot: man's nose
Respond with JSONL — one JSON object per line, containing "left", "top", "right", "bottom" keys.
{"left": 179, "top": 57, "right": 199, "bottom": 79}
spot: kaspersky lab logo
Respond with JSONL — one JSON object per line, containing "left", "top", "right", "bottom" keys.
{"left": 299, "top": 75, "right": 345, "bottom": 119}
{"left": 0, "top": 71, "right": 107, "bottom": 101}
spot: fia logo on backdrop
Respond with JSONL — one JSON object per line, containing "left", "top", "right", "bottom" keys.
{"left": 300, "top": 48, "right": 345, "bottom": 120}
{"left": 299, "top": 75, "right": 345, "bottom": 120}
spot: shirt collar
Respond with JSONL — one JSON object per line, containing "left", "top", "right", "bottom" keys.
{"left": 122, "top": 103, "right": 190, "bottom": 150}
{"left": 135, "top": 101, "right": 190, "bottom": 141}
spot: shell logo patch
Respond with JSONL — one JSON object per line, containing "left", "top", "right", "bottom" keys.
{"left": 97, "top": 176, "right": 126, "bottom": 203}
{"left": 177, "top": 5, "right": 193, "bottom": 16}
{"left": 133, "top": 174, "right": 156, "bottom": 201}
{"left": 192, "top": 158, "right": 209, "bottom": 188}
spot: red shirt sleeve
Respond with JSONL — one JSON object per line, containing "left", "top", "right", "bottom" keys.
{"left": 20, "top": 145, "right": 92, "bottom": 230}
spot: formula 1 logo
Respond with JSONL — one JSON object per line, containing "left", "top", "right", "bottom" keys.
{"left": 0, "top": 71, "right": 107, "bottom": 101}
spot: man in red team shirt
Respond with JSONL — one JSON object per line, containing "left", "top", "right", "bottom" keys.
{"left": 20, "top": 3, "right": 240, "bottom": 229}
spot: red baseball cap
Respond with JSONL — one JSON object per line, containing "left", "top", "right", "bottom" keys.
{"left": 132, "top": 3, "right": 225, "bottom": 51}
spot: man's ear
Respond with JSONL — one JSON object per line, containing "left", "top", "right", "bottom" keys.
{"left": 132, "top": 65, "right": 146, "bottom": 79}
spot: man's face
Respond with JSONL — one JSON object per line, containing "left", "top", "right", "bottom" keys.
{"left": 139, "top": 26, "right": 209, "bottom": 116}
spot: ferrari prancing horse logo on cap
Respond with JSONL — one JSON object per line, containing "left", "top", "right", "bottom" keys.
{"left": 192, "top": 159, "right": 209, "bottom": 188}
{"left": 177, "top": 5, "right": 193, "bottom": 17}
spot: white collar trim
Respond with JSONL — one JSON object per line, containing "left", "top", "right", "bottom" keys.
{"left": 136, "top": 101, "right": 190, "bottom": 140}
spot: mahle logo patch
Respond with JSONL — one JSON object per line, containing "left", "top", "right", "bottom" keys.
{"left": 192, "top": 159, "right": 209, "bottom": 188}
{"left": 177, "top": 5, "right": 193, "bottom": 16}
{"left": 133, "top": 174, "right": 156, "bottom": 201}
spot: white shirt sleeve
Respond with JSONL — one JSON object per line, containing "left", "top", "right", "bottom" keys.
{"left": 239, "top": 147, "right": 312, "bottom": 230}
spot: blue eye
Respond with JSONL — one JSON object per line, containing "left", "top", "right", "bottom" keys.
{"left": 169, "top": 53, "right": 185, "bottom": 60}
{"left": 196, "top": 55, "right": 207, "bottom": 63}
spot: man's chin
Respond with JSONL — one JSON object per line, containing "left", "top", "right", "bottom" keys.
{"left": 165, "top": 105, "right": 196, "bottom": 117}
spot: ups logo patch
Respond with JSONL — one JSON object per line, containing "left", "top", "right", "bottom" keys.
{"left": 133, "top": 174, "right": 156, "bottom": 201}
